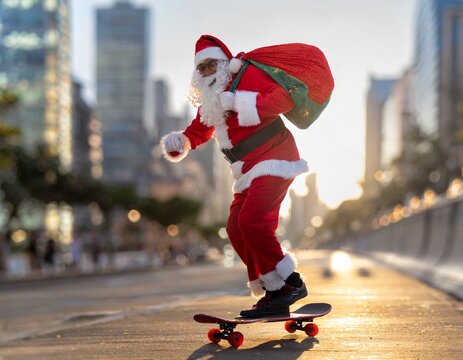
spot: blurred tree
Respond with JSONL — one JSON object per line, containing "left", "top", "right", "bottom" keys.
{"left": 387, "top": 124, "right": 458, "bottom": 199}
{"left": 0, "top": 88, "right": 20, "bottom": 169}
{"left": 0, "top": 88, "right": 202, "bottom": 273}
{"left": 197, "top": 222, "right": 227, "bottom": 247}
{"left": 320, "top": 198, "right": 374, "bottom": 239}
{"left": 0, "top": 88, "right": 20, "bottom": 271}
{"left": 319, "top": 123, "right": 461, "bottom": 245}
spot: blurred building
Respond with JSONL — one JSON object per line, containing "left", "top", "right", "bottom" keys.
{"left": 153, "top": 79, "right": 171, "bottom": 140}
{"left": 72, "top": 81, "right": 93, "bottom": 178}
{"left": 381, "top": 68, "right": 414, "bottom": 181}
{"left": 285, "top": 174, "right": 328, "bottom": 246}
{"left": 413, "top": 0, "right": 463, "bottom": 164}
{"left": 96, "top": 1, "right": 150, "bottom": 185}
{"left": 364, "top": 77, "right": 396, "bottom": 198}
{"left": 88, "top": 114, "right": 104, "bottom": 180}
{"left": 153, "top": 79, "right": 189, "bottom": 140}
{"left": 0, "top": 0, "right": 72, "bottom": 169}
{"left": 72, "top": 80, "right": 103, "bottom": 180}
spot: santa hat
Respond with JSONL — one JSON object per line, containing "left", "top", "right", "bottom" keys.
{"left": 194, "top": 35, "right": 243, "bottom": 73}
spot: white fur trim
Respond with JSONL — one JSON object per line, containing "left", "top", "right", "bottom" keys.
{"left": 260, "top": 270, "right": 285, "bottom": 291}
{"left": 195, "top": 47, "right": 229, "bottom": 67}
{"left": 248, "top": 279, "right": 265, "bottom": 298}
{"left": 229, "top": 58, "right": 243, "bottom": 74}
{"left": 230, "top": 161, "right": 244, "bottom": 179}
{"left": 160, "top": 131, "right": 191, "bottom": 163}
{"left": 218, "top": 91, "right": 235, "bottom": 111}
{"left": 213, "top": 121, "right": 233, "bottom": 149}
{"left": 235, "top": 91, "right": 260, "bottom": 127}
{"left": 233, "top": 159, "right": 309, "bottom": 193}
{"left": 275, "top": 252, "right": 298, "bottom": 280}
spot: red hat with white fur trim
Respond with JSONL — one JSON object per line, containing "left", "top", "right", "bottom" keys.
{"left": 194, "top": 35, "right": 243, "bottom": 73}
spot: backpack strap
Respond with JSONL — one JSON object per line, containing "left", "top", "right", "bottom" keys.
{"left": 229, "top": 60, "right": 249, "bottom": 93}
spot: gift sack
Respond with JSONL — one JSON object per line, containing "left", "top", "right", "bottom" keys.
{"left": 231, "top": 43, "right": 334, "bottom": 129}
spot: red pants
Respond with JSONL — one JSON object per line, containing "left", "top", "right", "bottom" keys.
{"left": 226, "top": 175, "right": 294, "bottom": 282}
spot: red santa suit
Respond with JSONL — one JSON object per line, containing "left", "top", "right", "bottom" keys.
{"left": 162, "top": 36, "right": 308, "bottom": 298}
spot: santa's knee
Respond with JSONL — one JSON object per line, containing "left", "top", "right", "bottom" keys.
{"left": 226, "top": 219, "right": 240, "bottom": 241}
{"left": 237, "top": 214, "right": 266, "bottom": 236}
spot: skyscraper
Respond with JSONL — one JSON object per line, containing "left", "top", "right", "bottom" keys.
{"left": 0, "top": 0, "right": 72, "bottom": 169}
{"left": 364, "top": 77, "right": 396, "bottom": 198}
{"left": 72, "top": 80, "right": 102, "bottom": 179}
{"left": 96, "top": 1, "right": 150, "bottom": 184}
{"left": 381, "top": 69, "right": 414, "bottom": 170}
{"left": 440, "top": 2, "right": 463, "bottom": 163}
{"left": 413, "top": 0, "right": 463, "bottom": 162}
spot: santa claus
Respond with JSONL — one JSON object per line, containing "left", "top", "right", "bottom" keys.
{"left": 161, "top": 35, "right": 308, "bottom": 318}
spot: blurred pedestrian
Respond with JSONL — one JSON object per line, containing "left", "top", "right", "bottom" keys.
{"left": 160, "top": 35, "right": 309, "bottom": 318}
{"left": 27, "top": 230, "right": 40, "bottom": 271}
{"left": 43, "top": 237, "right": 56, "bottom": 271}
{"left": 71, "top": 231, "right": 82, "bottom": 270}
{"left": 0, "top": 231, "right": 11, "bottom": 272}
{"left": 90, "top": 233, "right": 101, "bottom": 270}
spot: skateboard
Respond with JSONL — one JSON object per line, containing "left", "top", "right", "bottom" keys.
{"left": 194, "top": 302, "right": 331, "bottom": 348}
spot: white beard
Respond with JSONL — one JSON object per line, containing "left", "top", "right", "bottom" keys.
{"left": 188, "top": 61, "right": 231, "bottom": 126}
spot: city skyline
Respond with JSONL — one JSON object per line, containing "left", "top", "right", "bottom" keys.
{"left": 71, "top": 0, "right": 417, "bottom": 208}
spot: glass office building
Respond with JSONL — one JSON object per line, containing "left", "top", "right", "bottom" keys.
{"left": 413, "top": 0, "right": 463, "bottom": 147}
{"left": 0, "top": 0, "right": 72, "bottom": 169}
{"left": 96, "top": 1, "right": 150, "bottom": 184}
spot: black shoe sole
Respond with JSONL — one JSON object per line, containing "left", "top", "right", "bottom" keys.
{"left": 239, "top": 305, "right": 290, "bottom": 319}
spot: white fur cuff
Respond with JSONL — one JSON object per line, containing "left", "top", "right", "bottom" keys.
{"left": 160, "top": 131, "right": 191, "bottom": 163}
{"left": 248, "top": 279, "right": 265, "bottom": 299}
{"left": 261, "top": 270, "right": 285, "bottom": 291}
{"left": 235, "top": 91, "right": 260, "bottom": 127}
{"left": 218, "top": 91, "right": 235, "bottom": 111}
{"left": 275, "top": 252, "right": 298, "bottom": 280}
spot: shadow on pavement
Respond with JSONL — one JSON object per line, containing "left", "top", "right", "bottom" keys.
{"left": 187, "top": 336, "right": 319, "bottom": 359}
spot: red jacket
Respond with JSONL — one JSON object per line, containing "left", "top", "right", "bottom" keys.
{"left": 183, "top": 63, "right": 308, "bottom": 192}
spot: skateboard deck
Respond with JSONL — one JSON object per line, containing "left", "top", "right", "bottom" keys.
{"left": 194, "top": 302, "right": 331, "bottom": 348}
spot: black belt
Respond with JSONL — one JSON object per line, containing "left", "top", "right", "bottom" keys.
{"left": 221, "top": 117, "right": 285, "bottom": 164}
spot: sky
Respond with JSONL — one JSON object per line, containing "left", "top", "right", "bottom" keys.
{"left": 71, "top": 0, "right": 418, "bottom": 209}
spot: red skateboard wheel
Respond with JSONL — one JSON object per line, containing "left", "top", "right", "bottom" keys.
{"left": 304, "top": 323, "right": 319, "bottom": 337}
{"left": 285, "top": 320, "right": 297, "bottom": 333}
{"left": 228, "top": 331, "right": 244, "bottom": 348}
{"left": 207, "top": 328, "right": 222, "bottom": 344}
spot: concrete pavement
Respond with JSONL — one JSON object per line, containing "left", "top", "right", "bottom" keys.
{"left": 0, "top": 250, "right": 462, "bottom": 359}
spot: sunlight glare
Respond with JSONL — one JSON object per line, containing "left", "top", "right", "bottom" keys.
{"left": 330, "top": 251, "right": 353, "bottom": 273}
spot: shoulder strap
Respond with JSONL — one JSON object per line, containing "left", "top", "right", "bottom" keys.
{"left": 229, "top": 61, "right": 249, "bottom": 93}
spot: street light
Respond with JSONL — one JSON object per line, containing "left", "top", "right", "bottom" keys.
{"left": 127, "top": 209, "right": 141, "bottom": 223}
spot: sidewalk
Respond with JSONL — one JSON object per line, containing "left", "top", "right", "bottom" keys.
{"left": 1, "top": 251, "right": 462, "bottom": 359}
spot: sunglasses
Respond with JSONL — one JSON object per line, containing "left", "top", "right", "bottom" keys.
{"left": 196, "top": 59, "right": 218, "bottom": 75}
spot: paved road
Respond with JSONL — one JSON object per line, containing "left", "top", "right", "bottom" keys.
{"left": 0, "top": 250, "right": 462, "bottom": 359}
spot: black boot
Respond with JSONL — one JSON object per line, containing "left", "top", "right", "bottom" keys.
{"left": 286, "top": 272, "right": 303, "bottom": 287}
{"left": 240, "top": 289, "right": 290, "bottom": 318}
{"left": 240, "top": 274, "right": 308, "bottom": 318}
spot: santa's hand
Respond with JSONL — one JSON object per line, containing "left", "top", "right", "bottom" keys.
{"left": 160, "top": 132, "right": 191, "bottom": 163}
{"left": 219, "top": 91, "right": 236, "bottom": 112}
{"left": 164, "top": 133, "right": 184, "bottom": 154}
